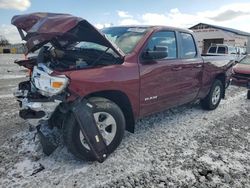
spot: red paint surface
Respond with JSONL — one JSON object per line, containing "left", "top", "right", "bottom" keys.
{"left": 232, "top": 60, "right": 250, "bottom": 87}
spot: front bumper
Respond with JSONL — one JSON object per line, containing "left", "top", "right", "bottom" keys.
{"left": 14, "top": 84, "right": 62, "bottom": 126}
{"left": 231, "top": 76, "right": 250, "bottom": 88}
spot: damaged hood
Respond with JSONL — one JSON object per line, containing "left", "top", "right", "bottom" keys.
{"left": 11, "top": 12, "right": 124, "bottom": 57}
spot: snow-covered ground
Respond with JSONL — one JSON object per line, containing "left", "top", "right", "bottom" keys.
{"left": 0, "top": 54, "right": 249, "bottom": 188}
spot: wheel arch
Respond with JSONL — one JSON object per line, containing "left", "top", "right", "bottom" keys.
{"left": 214, "top": 73, "right": 226, "bottom": 98}
{"left": 85, "top": 90, "right": 135, "bottom": 133}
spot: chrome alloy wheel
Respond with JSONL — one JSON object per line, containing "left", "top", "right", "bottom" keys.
{"left": 211, "top": 86, "right": 221, "bottom": 105}
{"left": 79, "top": 112, "right": 117, "bottom": 150}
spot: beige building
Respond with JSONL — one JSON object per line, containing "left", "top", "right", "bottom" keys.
{"left": 190, "top": 23, "right": 250, "bottom": 54}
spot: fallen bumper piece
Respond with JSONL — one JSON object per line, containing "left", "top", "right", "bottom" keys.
{"left": 71, "top": 99, "right": 108, "bottom": 163}
{"left": 36, "top": 124, "right": 59, "bottom": 156}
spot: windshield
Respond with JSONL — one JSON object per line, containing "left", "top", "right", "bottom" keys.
{"left": 65, "top": 41, "right": 119, "bottom": 60}
{"left": 240, "top": 55, "right": 250, "bottom": 64}
{"left": 101, "top": 27, "right": 150, "bottom": 54}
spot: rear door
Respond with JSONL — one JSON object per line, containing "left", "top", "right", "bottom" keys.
{"left": 139, "top": 30, "right": 203, "bottom": 116}
{"left": 176, "top": 32, "right": 204, "bottom": 104}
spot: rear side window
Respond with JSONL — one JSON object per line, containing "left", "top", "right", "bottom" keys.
{"left": 145, "top": 31, "right": 177, "bottom": 59}
{"left": 208, "top": 47, "right": 217, "bottom": 53}
{"left": 180, "top": 32, "right": 197, "bottom": 58}
{"left": 217, "top": 47, "right": 226, "bottom": 54}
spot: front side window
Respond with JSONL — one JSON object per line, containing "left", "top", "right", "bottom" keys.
{"left": 180, "top": 32, "right": 197, "bottom": 58}
{"left": 144, "top": 31, "right": 177, "bottom": 60}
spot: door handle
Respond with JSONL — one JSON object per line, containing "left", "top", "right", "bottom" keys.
{"left": 172, "top": 66, "right": 182, "bottom": 71}
{"left": 194, "top": 64, "right": 203, "bottom": 68}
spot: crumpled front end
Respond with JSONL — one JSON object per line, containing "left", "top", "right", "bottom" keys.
{"left": 11, "top": 12, "right": 115, "bottom": 162}
{"left": 14, "top": 64, "right": 69, "bottom": 126}
{"left": 13, "top": 62, "right": 109, "bottom": 162}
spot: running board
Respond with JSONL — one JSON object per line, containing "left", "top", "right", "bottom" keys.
{"left": 71, "top": 98, "right": 108, "bottom": 163}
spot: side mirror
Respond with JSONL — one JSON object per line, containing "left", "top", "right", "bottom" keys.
{"left": 142, "top": 46, "right": 168, "bottom": 61}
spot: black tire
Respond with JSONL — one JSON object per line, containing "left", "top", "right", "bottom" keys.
{"left": 247, "top": 90, "right": 250, "bottom": 99}
{"left": 201, "top": 79, "right": 224, "bottom": 110}
{"left": 63, "top": 97, "right": 125, "bottom": 161}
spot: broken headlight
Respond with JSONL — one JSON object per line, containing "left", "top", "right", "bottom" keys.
{"left": 32, "top": 64, "right": 69, "bottom": 97}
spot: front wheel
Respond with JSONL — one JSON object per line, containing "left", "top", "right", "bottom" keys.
{"left": 247, "top": 90, "right": 250, "bottom": 99}
{"left": 201, "top": 79, "right": 223, "bottom": 110}
{"left": 63, "top": 97, "right": 125, "bottom": 161}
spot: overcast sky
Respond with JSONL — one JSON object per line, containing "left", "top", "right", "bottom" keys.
{"left": 0, "top": 0, "right": 250, "bottom": 43}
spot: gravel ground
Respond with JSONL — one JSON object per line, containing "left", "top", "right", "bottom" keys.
{"left": 0, "top": 54, "right": 27, "bottom": 145}
{"left": 0, "top": 54, "right": 249, "bottom": 188}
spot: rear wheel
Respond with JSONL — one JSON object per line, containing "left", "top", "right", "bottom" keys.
{"left": 201, "top": 79, "right": 223, "bottom": 110}
{"left": 247, "top": 90, "right": 250, "bottom": 99}
{"left": 63, "top": 97, "right": 125, "bottom": 161}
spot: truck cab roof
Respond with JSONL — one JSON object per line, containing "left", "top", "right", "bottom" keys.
{"left": 107, "top": 25, "right": 193, "bottom": 33}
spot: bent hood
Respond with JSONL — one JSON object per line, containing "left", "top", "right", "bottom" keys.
{"left": 11, "top": 12, "right": 124, "bottom": 57}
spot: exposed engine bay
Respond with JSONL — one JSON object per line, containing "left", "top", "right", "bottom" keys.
{"left": 36, "top": 42, "right": 122, "bottom": 71}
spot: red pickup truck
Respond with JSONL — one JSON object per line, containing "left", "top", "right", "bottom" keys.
{"left": 12, "top": 13, "right": 234, "bottom": 161}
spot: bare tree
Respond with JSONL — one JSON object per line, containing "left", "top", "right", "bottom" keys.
{"left": 0, "top": 35, "right": 10, "bottom": 46}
